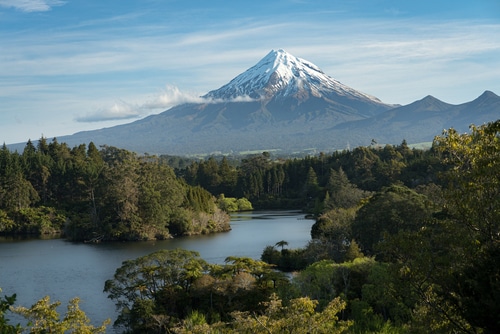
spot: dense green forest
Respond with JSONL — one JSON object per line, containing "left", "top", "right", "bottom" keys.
{"left": 0, "top": 139, "right": 230, "bottom": 241}
{"left": 1, "top": 120, "right": 498, "bottom": 333}
{"left": 178, "top": 139, "right": 444, "bottom": 212}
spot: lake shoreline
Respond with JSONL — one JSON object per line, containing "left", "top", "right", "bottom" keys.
{"left": 0, "top": 210, "right": 314, "bottom": 329}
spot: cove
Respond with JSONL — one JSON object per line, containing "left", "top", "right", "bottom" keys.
{"left": 0, "top": 210, "right": 314, "bottom": 329}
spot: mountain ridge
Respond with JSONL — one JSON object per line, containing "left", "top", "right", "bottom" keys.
{"left": 8, "top": 50, "right": 500, "bottom": 155}
{"left": 331, "top": 90, "right": 500, "bottom": 146}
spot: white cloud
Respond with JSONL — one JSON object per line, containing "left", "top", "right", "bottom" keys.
{"left": 0, "top": 0, "right": 65, "bottom": 12}
{"left": 224, "top": 95, "right": 257, "bottom": 103}
{"left": 75, "top": 86, "right": 206, "bottom": 123}
{"left": 74, "top": 85, "right": 261, "bottom": 124}
{"left": 4, "top": 18, "right": 497, "bottom": 91}
{"left": 75, "top": 101, "right": 141, "bottom": 123}
{"left": 142, "top": 85, "right": 259, "bottom": 110}
{"left": 3, "top": 12, "right": 500, "bottom": 138}
{"left": 142, "top": 85, "right": 205, "bottom": 109}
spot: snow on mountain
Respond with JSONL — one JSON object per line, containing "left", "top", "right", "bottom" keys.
{"left": 204, "top": 49, "right": 384, "bottom": 105}
{"left": 12, "top": 49, "right": 497, "bottom": 156}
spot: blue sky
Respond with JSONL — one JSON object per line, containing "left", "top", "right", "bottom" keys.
{"left": 1, "top": 0, "right": 499, "bottom": 145}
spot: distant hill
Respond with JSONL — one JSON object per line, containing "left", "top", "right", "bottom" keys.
{"left": 331, "top": 90, "right": 500, "bottom": 145}
{"left": 9, "top": 49, "right": 500, "bottom": 155}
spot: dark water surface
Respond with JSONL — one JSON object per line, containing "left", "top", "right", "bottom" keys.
{"left": 0, "top": 210, "right": 313, "bottom": 328}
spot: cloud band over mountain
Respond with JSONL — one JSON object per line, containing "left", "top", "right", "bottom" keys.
{"left": 75, "top": 86, "right": 258, "bottom": 123}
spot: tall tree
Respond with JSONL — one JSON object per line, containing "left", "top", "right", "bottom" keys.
{"left": 352, "top": 184, "right": 434, "bottom": 256}
{"left": 138, "top": 160, "right": 185, "bottom": 239}
{"left": 325, "top": 167, "right": 369, "bottom": 210}
{"left": 0, "top": 170, "right": 39, "bottom": 211}
{"left": 104, "top": 249, "right": 208, "bottom": 331}
{"left": 218, "top": 157, "right": 237, "bottom": 195}
{"left": 431, "top": 121, "right": 500, "bottom": 332}
{"left": 304, "top": 166, "right": 320, "bottom": 199}
{"left": 435, "top": 121, "right": 500, "bottom": 244}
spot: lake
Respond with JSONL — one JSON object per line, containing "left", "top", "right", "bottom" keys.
{"left": 0, "top": 210, "right": 314, "bottom": 329}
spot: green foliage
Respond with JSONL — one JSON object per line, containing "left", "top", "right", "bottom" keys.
{"left": 91, "top": 151, "right": 229, "bottom": 240}
{"left": 183, "top": 156, "right": 238, "bottom": 196}
{"left": 352, "top": 184, "right": 435, "bottom": 256}
{"left": 423, "top": 120, "right": 500, "bottom": 332}
{"left": 0, "top": 140, "right": 230, "bottom": 240}
{"left": 310, "top": 207, "right": 356, "bottom": 261}
{"left": 137, "top": 161, "right": 185, "bottom": 238}
{"left": 172, "top": 310, "right": 210, "bottom": 333}
{"left": 450, "top": 244, "right": 500, "bottom": 332}
{"left": 260, "top": 243, "right": 310, "bottom": 271}
{"left": 184, "top": 185, "right": 214, "bottom": 214}
{"left": 0, "top": 172, "right": 39, "bottom": 211}
{"left": 0, "top": 290, "right": 22, "bottom": 334}
{"left": 174, "top": 207, "right": 230, "bottom": 236}
{"left": 229, "top": 294, "right": 352, "bottom": 333}
{"left": 356, "top": 121, "right": 500, "bottom": 333}
{"left": 216, "top": 194, "right": 253, "bottom": 212}
{"left": 171, "top": 294, "right": 351, "bottom": 333}
{"left": 5, "top": 123, "right": 499, "bottom": 333}
{"left": 104, "top": 249, "right": 208, "bottom": 331}
{"left": 0, "top": 209, "right": 16, "bottom": 233}
{"left": 325, "top": 167, "right": 370, "bottom": 210}
{"left": 262, "top": 235, "right": 366, "bottom": 272}
{"left": 344, "top": 239, "right": 364, "bottom": 262}
{"left": 260, "top": 245, "right": 281, "bottom": 265}
{"left": 13, "top": 296, "right": 109, "bottom": 334}
{"left": 290, "top": 256, "right": 416, "bottom": 332}
{"left": 236, "top": 197, "right": 253, "bottom": 211}
{"left": 178, "top": 139, "right": 444, "bottom": 212}
{"left": 104, "top": 250, "right": 289, "bottom": 333}
{"left": 435, "top": 121, "right": 500, "bottom": 244}
{"left": 295, "top": 257, "right": 377, "bottom": 309}
{"left": 2, "top": 289, "right": 111, "bottom": 334}
{"left": 6, "top": 206, "right": 66, "bottom": 235}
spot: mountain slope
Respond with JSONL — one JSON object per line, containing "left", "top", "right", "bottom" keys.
{"left": 204, "top": 49, "right": 393, "bottom": 120}
{"left": 334, "top": 95, "right": 454, "bottom": 129}
{"left": 331, "top": 91, "right": 500, "bottom": 145}
{"left": 11, "top": 50, "right": 500, "bottom": 155}
{"left": 205, "top": 49, "right": 388, "bottom": 107}
{"left": 54, "top": 49, "right": 398, "bottom": 154}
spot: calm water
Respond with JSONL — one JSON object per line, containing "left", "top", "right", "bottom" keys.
{"left": 0, "top": 210, "right": 313, "bottom": 328}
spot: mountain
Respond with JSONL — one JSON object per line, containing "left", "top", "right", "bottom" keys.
{"left": 204, "top": 49, "right": 391, "bottom": 116}
{"left": 332, "top": 90, "right": 500, "bottom": 145}
{"left": 53, "top": 49, "right": 396, "bottom": 154}
{"left": 10, "top": 50, "right": 500, "bottom": 155}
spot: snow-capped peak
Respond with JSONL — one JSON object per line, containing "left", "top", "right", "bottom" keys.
{"left": 204, "top": 49, "right": 383, "bottom": 104}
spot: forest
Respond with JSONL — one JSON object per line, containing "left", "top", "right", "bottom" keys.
{"left": 1, "top": 120, "right": 499, "bottom": 333}
{"left": 0, "top": 139, "right": 231, "bottom": 241}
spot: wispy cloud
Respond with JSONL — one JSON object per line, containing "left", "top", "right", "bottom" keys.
{"left": 76, "top": 86, "right": 259, "bottom": 123}
{"left": 0, "top": 0, "right": 65, "bottom": 12}
{"left": 3, "top": 8, "right": 500, "bottom": 143}
{"left": 142, "top": 86, "right": 206, "bottom": 110}
{"left": 142, "top": 85, "right": 258, "bottom": 109}
{"left": 12, "top": 17, "right": 500, "bottom": 126}
{"left": 75, "top": 100, "right": 141, "bottom": 123}
{"left": 5, "top": 18, "right": 498, "bottom": 81}
{"left": 76, "top": 86, "right": 206, "bottom": 123}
